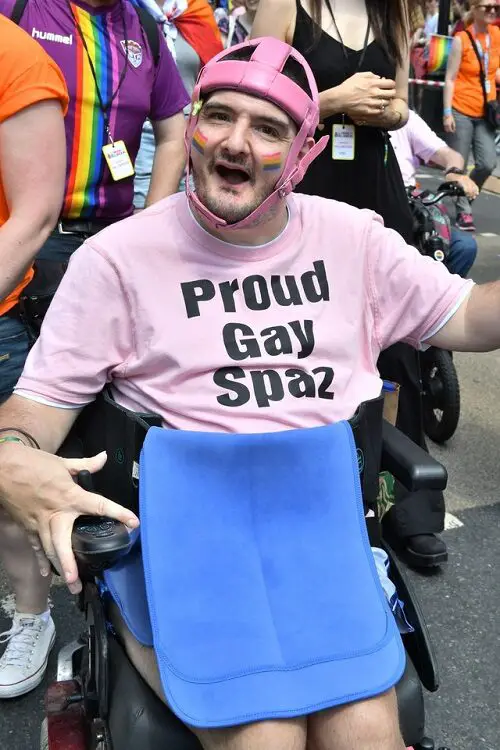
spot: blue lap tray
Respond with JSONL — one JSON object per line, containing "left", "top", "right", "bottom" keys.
{"left": 136, "top": 422, "right": 404, "bottom": 728}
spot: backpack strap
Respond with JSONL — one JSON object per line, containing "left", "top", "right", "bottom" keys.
{"left": 134, "top": 4, "right": 161, "bottom": 67}
{"left": 465, "top": 29, "right": 489, "bottom": 108}
{"left": 10, "top": 0, "right": 28, "bottom": 24}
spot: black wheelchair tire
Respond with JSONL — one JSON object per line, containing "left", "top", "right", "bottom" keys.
{"left": 422, "top": 348, "right": 460, "bottom": 444}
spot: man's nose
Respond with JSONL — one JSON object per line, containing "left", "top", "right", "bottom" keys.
{"left": 223, "top": 120, "right": 250, "bottom": 155}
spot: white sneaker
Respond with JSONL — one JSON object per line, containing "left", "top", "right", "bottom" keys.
{"left": 0, "top": 612, "right": 55, "bottom": 698}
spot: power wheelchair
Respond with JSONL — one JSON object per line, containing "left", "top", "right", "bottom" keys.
{"left": 41, "top": 389, "right": 451, "bottom": 750}
{"left": 408, "top": 181, "right": 467, "bottom": 444}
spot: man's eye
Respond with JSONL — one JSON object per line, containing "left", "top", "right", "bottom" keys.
{"left": 208, "top": 111, "right": 230, "bottom": 122}
{"left": 257, "top": 125, "right": 280, "bottom": 138}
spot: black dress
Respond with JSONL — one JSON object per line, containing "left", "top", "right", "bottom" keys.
{"left": 293, "top": 2, "right": 414, "bottom": 243}
{"left": 293, "top": 4, "right": 446, "bottom": 551}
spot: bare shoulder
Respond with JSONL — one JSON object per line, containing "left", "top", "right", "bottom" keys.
{"left": 251, "top": 0, "right": 297, "bottom": 44}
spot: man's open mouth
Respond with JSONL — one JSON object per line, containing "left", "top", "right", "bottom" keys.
{"left": 215, "top": 164, "right": 251, "bottom": 186}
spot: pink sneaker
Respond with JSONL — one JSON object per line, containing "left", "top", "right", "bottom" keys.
{"left": 456, "top": 212, "right": 476, "bottom": 232}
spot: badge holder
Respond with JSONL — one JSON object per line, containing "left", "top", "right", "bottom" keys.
{"left": 102, "top": 126, "right": 134, "bottom": 182}
{"left": 332, "top": 116, "right": 356, "bottom": 161}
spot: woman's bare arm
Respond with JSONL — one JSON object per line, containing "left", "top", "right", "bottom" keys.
{"left": 444, "top": 36, "right": 462, "bottom": 111}
{"left": 250, "top": 0, "right": 296, "bottom": 43}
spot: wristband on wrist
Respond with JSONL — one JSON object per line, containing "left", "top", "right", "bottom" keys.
{"left": 0, "top": 436, "right": 26, "bottom": 447}
{"left": 445, "top": 166, "right": 465, "bottom": 176}
{"left": 443, "top": 108, "right": 453, "bottom": 117}
{"left": 0, "top": 427, "right": 40, "bottom": 449}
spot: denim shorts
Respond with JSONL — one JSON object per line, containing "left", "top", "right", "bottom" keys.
{"left": 0, "top": 315, "right": 31, "bottom": 404}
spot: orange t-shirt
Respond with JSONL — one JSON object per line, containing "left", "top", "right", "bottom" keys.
{"left": 0, "top": 14, "right": 68, "bottom": 317}
{"left": 453, "top": 24, "right": 500, "bottom": 118}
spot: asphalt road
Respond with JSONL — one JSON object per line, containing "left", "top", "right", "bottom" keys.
{"left": 0, "top": 180, "right": 499, "bottom": 750}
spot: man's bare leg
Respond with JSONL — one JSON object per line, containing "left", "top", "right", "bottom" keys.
{"left": 0, "top": 507, "right": 51, "bottom": 614}
{"left": 191, "top": 718, "right": 307, "bottom": 750}
{"left": 111, "top": 602, "right": 307, "bottom": 750}
{"left": 307, "top": 688, "right": 406, "bottom": 750}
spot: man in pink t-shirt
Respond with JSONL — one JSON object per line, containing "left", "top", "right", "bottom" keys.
{"left": 0, "top": 37, "right": 499, "bottom": 749}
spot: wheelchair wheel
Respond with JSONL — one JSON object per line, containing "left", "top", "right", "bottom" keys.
{"left": 422, "top": 348, "right": 460, "bottom": 444}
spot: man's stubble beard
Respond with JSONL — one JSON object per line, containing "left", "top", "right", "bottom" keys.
{"left": 192, "top": 167, "right": 274, "bottom": 225}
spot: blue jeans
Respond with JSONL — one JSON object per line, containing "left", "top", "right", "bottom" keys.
{"left": 447, "top": 227, "right": 477, "bottom": 278}
{"left": 37, "top": 230, "right": 83, "bottom": 262}
{"left": 448, "top": 109, "right": 497, "bottom": 215}
{"left": 0, "top": 315, "right": 30, "bottom": 403}
{"left": 133, "top": 121, "right": 187, "bottom": 208}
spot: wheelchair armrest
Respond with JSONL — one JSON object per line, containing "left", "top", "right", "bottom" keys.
{"left": 381, "top": 420, "right": 448, "bottom": 492}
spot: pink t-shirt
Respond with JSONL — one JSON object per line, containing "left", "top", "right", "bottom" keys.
{"left": 16, "top": 193, "right": 472, "bottom": 433}
{"left": 390, "top": 110, "right": 446, "bottom": 187}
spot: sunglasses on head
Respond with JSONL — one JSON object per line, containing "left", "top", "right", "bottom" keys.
{"left": 478, "top": 3, "right": 498, "bottom": 11}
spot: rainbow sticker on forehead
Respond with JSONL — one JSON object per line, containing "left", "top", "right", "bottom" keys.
{"left": 192, "top": 129, "right": 208, "bottom": 155}
{"left": 262, "top": 152, "right": 282, "bottom": 171}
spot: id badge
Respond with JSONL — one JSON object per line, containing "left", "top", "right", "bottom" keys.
{"left": 102, "top": 140, "right": 135, "bottom": 181}
{"left": 485, "top": 80, "right": 491, "bottom": 94}
{"left": 332, "top": 123, "right": 355, "bottom": 161}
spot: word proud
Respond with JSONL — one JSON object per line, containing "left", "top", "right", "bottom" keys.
{"left": 181, "top": 261, "right": 330, "bottom": 319}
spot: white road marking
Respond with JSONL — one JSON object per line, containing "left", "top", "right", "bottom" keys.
{"left": 478, "top": 232, "right": 498, "bottom": 237}
{"left": 0, "top": 593, "right": 15, "bottom": 618}
{"left": 444, "top": 512, "right": 464, "bottom": 530}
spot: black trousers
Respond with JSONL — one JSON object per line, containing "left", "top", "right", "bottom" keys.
{"left": 377, "top": 343, "right": 445, "bottom": 538}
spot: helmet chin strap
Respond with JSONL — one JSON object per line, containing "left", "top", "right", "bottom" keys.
{"left": 185, "top": 128, "right": 329, "bottom": 232}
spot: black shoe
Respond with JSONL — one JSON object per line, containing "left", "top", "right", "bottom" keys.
{"left": 403, "top": 534, "right": 448, "bottom": 568}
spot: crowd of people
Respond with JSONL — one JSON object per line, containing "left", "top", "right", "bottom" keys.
{"left": 0, "top": 0, "right": 498, "bottom": 747}
{"left": 410, "top": 0, "right": 500, "bottom": 230}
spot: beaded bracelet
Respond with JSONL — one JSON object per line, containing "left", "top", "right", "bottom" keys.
{"left": 0, "top": 427, "right": 40, "bottom": 449}
{"left": 0, "top": 436, "right": 26, "bottom": 446}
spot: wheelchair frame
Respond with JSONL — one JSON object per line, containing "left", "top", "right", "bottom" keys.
{"left": 42, "top": 390, "right": 449, "bottom": 750}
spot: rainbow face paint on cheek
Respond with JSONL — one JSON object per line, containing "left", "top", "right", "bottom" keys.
{"left": 192, "top": 128, "right": 208, "bottom": 155}
{"left": 261, "top": 152, "right": 283, "bottom": 171}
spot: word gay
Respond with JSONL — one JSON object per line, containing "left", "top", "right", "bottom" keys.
{"left": 223, "top": 320, "right": 315, "bottom": 361}
{"left": 181, "top": 261, "right": 330, "bottom": 319}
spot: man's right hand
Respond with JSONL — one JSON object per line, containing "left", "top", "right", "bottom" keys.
{"left": 0, "top": 444, "right": 139, "bottom": 594}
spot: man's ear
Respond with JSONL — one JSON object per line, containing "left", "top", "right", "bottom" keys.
{"left": 298, "top": 136, "right": 316, "bottom": 161}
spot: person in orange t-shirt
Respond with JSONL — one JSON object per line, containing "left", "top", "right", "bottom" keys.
{"left": 444, "top": 0, "right": 500, "bottom": 231}
{"left": 0, "top": 14, "right": 68, "bottom": 400}
{"left": 0, "top": 14, "right": 67, "bottom": 699}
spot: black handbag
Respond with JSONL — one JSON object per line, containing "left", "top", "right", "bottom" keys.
{"left": 465, "top": 29, "right": 500, "bottom": 130}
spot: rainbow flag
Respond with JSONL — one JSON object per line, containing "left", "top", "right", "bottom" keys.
{"left": 426, "top": 34, "right": 453, "bottom": 75}
{"left": 192, "top": 129, "right": 208, "bottom": 154}
{"left": 63, "top": 4, "right": 122, "bottom": 218}
{"left": 262, "top": 152, "right": 282, "bottom": 171}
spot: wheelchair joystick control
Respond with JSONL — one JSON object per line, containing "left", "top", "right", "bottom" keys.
{"left": 71, "top": 470, "right": 133, "bottom": 576}
{"left": 416, "top": 738, "right": 435, "bottom": 750}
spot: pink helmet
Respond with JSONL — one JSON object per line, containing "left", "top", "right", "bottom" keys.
{"left": 185, "top": 37, "right": 329, "bottom": 231}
